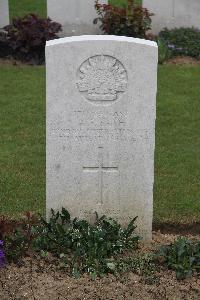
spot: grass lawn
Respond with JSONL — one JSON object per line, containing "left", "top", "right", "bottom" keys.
{"left": 0, "top": 65, "right": 45, "bottom": 216}
{"left": 0, "top": 64, "right": 200, "bottom": 223}
{"left": 9, "top": 0, "right": 47, "bottom": 19}
{"left": 154, "top": 66, "right": 200, "bottom": 223}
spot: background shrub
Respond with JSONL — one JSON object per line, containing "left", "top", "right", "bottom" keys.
{"left": 157, "top": 38, "right": 172, "bottom": 64}
{"left": 4, "top": 14, "right": 62, "bottom": 64}
{"left": 159, "top": 27, "right": 200, "bottom": 60}
{"left": 0, "top": 32, "right": 12, "bottom": 59}
{"left": 94, "top": 0, "right": 153, "bottom": 38}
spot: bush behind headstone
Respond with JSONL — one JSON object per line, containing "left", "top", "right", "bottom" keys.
{"left": 3, "top": 14, "right": 62, "bottom": 65}
{"left": 159, "top": 27, "right": 200, "bottom": 60}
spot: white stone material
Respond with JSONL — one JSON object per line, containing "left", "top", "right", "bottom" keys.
{"left": 0, "top": 0, "right": 9, "bottom": 28}
{"left": 46, "top": 35, "right": 158, "bottom": 240}
{"left": 143, "top": 0, "right": 200, "bottom": 34}
{"left": 47, "top": 0, "right": 107, "bottom": 36}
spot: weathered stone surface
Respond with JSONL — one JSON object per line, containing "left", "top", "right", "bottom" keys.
{"left": 143, "top": 0, "right": 200, "bottom": 34}
{"left": 46, "top": 35, "right": 158, "bottom": 240}
{"left": 47, "top": 0, "right": 107, "bottom": 36}
{"left": 0, "top": 0, "right": 9, "bottom": 28}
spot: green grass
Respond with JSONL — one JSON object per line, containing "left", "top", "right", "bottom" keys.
{"left": 9, "top": 0, "right": 47, "bottom": 19}
{"left": 110, "top": 0, "right": 129, "bottom": 7}
{"left": 0, "top": 64, "right": 200, "bottom": 223}
{"left": 0, "top": 65, "right": 45, "bottom": 216}
{"left": 110, "top": 0, "right": 141, "bottom": 7}
{"left": 154, "top": 66, "right": 200, "bottom": 223}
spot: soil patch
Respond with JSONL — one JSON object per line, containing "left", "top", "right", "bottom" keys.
{"left": 0, "top": 232, "right": 199, "bottom": 300}
{"left": 153, "top": 222, "right": 200, "bottom": 236}
{"left": 165, "top": 56, "right": 200, "bottom": 65}
{"left": 0, "top": 58, "right": 42, "bottom": 66}
{"left": 0, "top": 58, "right": 22, "bottom": 66}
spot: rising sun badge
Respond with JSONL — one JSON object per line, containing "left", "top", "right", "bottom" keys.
{"left": 77, "top": 55, "right": 128, "bottom": 103}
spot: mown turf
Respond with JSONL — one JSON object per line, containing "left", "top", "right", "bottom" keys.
{"left": 0, "top": 64, "right": 199, "bottom": 223}
{"left": 154, "top": 66, "right": 200, "bottom": 223}
{"left": 0, "top": 64, "right": 45, "bottom": 216}
{"left": 110, "top": 0, "right": 141, "bottom": 7}
{"left": 9, "top": 0, "right": 47, "bottom": 19}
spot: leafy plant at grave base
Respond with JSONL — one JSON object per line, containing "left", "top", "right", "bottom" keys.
{"left": 155, "top": 237, "right": 200, "bottom": 280}
{"left": 33, "top": 208, "right": 139, "bottom": 278}
{"left": 3, "top": 14, "right": 62, "bottom": 64}
{"left": 0, "top": 212, "right": 37, "bottom": 263}
{"left": 94, "top": 0, "right": 153, "bottom": 39}
{"left": 157, "top": 38, "right": 172, "bottom": 64}
{"left": 159, "top": 27, "right": 200, "bottom": 60}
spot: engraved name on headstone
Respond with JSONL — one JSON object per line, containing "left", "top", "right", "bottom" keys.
{"left": 46, "top": 35, "right": 158, "bottom": 240}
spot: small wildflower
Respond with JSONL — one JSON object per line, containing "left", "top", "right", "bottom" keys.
{"left": 167, "top": 44, "right": 175, "bottom": 49}
{"left": 0, "top": 240, "right": 6, "bottom": 268}
{"left": 176, "top": 47, "right": 183, "bottom": 51}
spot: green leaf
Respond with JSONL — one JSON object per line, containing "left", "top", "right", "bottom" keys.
{"left": 61, "top": 207, "right": 71, "bottom": 222}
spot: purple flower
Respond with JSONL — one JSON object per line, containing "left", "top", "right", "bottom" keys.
{"left": 0, "top": 250, "right": 5, "bottom": 258}
{"left": 0, "top": 240, "right": 6, "bottom": 268}
{"left": 176, "top": 47, "right": 183, "bottom": 51}
{"left": 168, "top": 44, "right": 175, "bottom": 49}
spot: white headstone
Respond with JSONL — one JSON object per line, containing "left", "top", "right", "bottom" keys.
{"left": 47, "top": 0, "right": 107, "bottom": 36}
{"left": 46, "top": 35, "right": 158, "bottom": 240}
{"left": 143, "top": 0, "right": 200, "bottom": 34}
{"left": 0, "top": 0, "right": 9, "bottom": 28}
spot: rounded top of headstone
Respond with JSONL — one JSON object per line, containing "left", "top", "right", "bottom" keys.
{"left": 46, "top": 35, "right": 158, "bottom": 48}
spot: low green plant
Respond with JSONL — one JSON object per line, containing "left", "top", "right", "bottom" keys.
{"left": 156, "top": 237, "right": 200, "bottom": 280}
{"left": 114, "top": 253, "right": 157, "bottom": 284}
{"left": 159, "top": 27, "right": 200, "bottom": 60}
{"left": 157, "top": 38, "right": 172, "bottom": 64}
{"left": 33, "top": 208, "right": 139, "bottom": 278}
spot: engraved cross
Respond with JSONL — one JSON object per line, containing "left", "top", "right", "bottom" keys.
{"left": 83, "top": 146, "right": 118, "bottom": 205}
